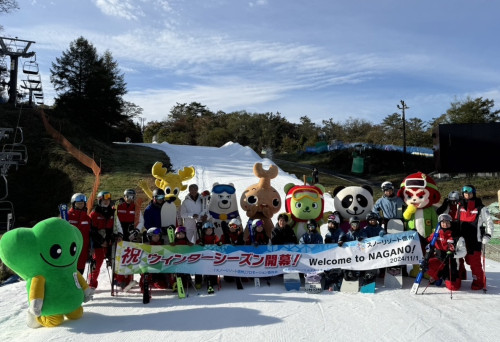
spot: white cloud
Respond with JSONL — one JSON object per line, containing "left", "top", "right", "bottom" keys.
{"left": 94, "top": 0, "right": 144, "bottom": 21}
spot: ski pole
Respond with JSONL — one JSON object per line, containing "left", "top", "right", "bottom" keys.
{"left": 482, "top": 242, "right": 487, "bottom": 293}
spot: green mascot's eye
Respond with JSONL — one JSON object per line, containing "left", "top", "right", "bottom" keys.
{"left": 50, "top": 244, "right": 62, "bottom": 259}
{"left": 70, "top": 242, "right": 77, "bottom": 256}
{"left": 295, "top": 202, "right": 302, "bottom": 208}
{"left": 312, "top": 203, "right": 318, "bottom": 209}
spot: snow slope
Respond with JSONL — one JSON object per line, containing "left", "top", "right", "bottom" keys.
{"left": 1, "top": 142, "right": 500, "bottom": 342}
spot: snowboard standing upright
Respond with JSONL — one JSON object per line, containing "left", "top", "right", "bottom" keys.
{"left": 384, "top": 219, "right": 405, "bottom": 289}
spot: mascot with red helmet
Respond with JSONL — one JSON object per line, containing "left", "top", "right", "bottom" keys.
{"left": 398, "top": 171, "right": 441, "bottom": 277}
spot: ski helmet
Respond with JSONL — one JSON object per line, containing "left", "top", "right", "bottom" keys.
{"left": 147, "top": 227, "right": 162, "bottom": 236}
{"left": 349, "top": 216, "right": 360, "bottom": 225}
{"left": 438, "top": 213, "right": 452, "bottom": 223}
{"left": 306, "top": 219, "right": 318, "bottom": 230}
{"left": 97, "top": 191, "right": 111, "bottom": 204}
{"left": 381, "top": 181, "right": 394, "bottom": 191}
{"left": 124, "top": 188, "right": 136, "bottom": 199}
{"left": 71, "top": 193, "right": 87, "bottom": 205}
{"left": 202, "top": 222, "right": 214, "bottom": 229}
{"left": 229, "top": 218, "right": 241, "bottom": 227}
{"left": 447, "top": 191, "right": 460, "bottom": 201}
{"left": 175, "top": 226, "right": 186, "bottom": 234}
{"left": 152, "top": 188, "right": 165, "bottom": 202}
{"left": 461, "top": 185, "right": 476, "bottom": 196}
{"left": 366, "top": 212, "right": 379, "bottom": 222}
{"left": 129, "top": 228, "right": 141, "bottom": 242}
{"left": 327, "top": 213, "right": 340, "bottom": 224}
{"left": 252, "top": 219, "right": 264, "bottom": 229}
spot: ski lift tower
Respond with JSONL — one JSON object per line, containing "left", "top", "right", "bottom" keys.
{"left": 0, "top": 37, "right": 36, "bottom": 104}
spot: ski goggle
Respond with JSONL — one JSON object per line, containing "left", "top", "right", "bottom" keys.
{"left": 100, "top": 193, "right": 111, "bottom": 200}
{"left": 307, "top": 224, "right": 316, "bottom": 229}
{"left": 155, "top": 194, "right": 165, "bottom": 200}
{"left": 149, "top": 228, "right": 162, "bottom": 235}
{"left": 212, "top": 184, "right": 236, "bottom": 195}
{"left": 74, "top": 194, "right": 87, "bottom": 202}
{"left": 462, "top": 186, "right": 474, "bottom": 193}
{"left": 401, "top": 177, "right": 438, "bottom": 191}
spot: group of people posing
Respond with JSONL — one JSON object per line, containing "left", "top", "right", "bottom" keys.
{"left": 65, "top": 180, "right": 494, "bottom": 294}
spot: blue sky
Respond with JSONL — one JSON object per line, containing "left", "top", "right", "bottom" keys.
{"left": 1, "top": 0, "right": 500, "bottom": 126}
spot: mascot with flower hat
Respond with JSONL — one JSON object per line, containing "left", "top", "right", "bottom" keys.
{"left": 397, "top": 171, "right": 441, "bottom": 277}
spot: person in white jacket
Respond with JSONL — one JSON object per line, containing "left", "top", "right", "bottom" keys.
{"left": 180, "top": 184, "right": 208, "bottom": 243}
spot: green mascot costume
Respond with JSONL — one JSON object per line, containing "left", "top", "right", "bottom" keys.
{"left": 0, "top": 217, "right": 93, "bottom": 328}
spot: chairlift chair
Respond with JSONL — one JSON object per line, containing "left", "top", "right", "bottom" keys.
{"left": 0, "top": 200, "right": 15, "bottom": 230}
{"left": 2, "top": 144, "right": 27, "bottom": 165}
{"left": 27, "top": 73, "right": 41, "bottom": 84}
{"left": 23, "top": 57, "right": 39, "bottom": 75}
{"left": 0, "top": 127, "right": 14, "bottom": 142}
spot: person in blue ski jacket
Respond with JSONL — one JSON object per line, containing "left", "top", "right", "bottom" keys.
{"left": 299, "top": 219, "right": 323, "bottom": 244}
{"left": 364, "top": 212, "right": 385, "bottom": 238}
{"left": 324, "top": 212, "right": 342, "bottom": 244}
{"left": 338, "top": 216, "right": 367, "bottom": 246}
{"left": 372, "top": 181, "right": 404, "bottom": 228}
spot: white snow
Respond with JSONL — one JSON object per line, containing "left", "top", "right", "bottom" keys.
{"left": 1, "top": 141, "right": 500, "bottom": 341}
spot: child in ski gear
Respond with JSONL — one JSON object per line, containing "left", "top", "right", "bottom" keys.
{"left": 338, "top": 216, "right": 367, "bottom": 246}
{"left": 364, "top": 212, "right": 385, "bottom": 238}
{"left": 220, "top": 218, "right": 245, "bottom": 245}
{"left": 457, "top": 185, "right": 494, "bottom": 290}
{"left": 171, "top": 226, "right": 193, "bottom": 246}
{"left": 372, "top": 181, "right": 404, "bottom": 228}
{"left": 139, "top": 228, "right": 171, "bottom": 291}
{"left": 68, "top": 193, "right": 91, "bottom": 275}
{"left": 180, "top": 184, "right": 208, "bottom": 244}
{"left": 271, "top": 213, "right": 298, "bottom": 244}
{"left": 195, "top": 221, "right": 219, "bottom": 292}
{"left": 425, "top": 214, "right": 466, "bottom": 291}
{"left": 88, "top": 191, "right": 123, "bottom": 289}
{"left": 324, "top": 212, "right": 342, "bottom": 244}
{"left": 323, "top": 212, "right": 344, "bottom": 289}
{"left": 220, "top": 218, "right": 244, "bottom": 283}
{"left": 115, "top": 188, "right": 143, "bottom": 289}
{"left": 247, "top": 219, "right": 270, "bottom": 246}
{"left": 299, "top": 219, "right": 323, "bottom": 244}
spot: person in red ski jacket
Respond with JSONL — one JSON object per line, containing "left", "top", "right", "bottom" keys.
{"left": 88, "top": 191, "right": 123, "bottom": 289}
{"left": 68, "top": 193, "right": 91, "bottom": 275}
{"left": 457, "top": 185, "right": 494, "bottom": 290}
{"left": 115, "top": 188, "right": 144, "bottom": 289}
{"left": 425, "top": 214, "right": 465, "bottom": 291}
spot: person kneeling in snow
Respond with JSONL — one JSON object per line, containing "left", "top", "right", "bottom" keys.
{"left": 424, "top": 214, "right": 466, "bottom": 290}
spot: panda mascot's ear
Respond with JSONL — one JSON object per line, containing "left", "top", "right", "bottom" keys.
{"left": 333, "top": 186, "right": 345, "bottom": 197}
{"left": 361, "top": 185, "right": 373, "bottom": 196}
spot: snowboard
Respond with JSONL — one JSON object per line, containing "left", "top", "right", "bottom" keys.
{"left": 284, "top": 272, "right": 301, "bottom": 291}
{"left": 384, "top": 219, "right": 404, "bottom": 288}
{"left": 360, "top": 270, "right": 377, "bottom": 293}
{"left": 161, "top": 202, "right": 178, "bottom": 244}
{"left": 340, "top": 270, "right": 360, "bottom": 293}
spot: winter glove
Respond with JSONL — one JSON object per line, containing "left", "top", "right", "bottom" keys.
{"left": 482, "top": 234, "right": 491, "bottom": 245}
{"left": 198, "top": 241, "right": 205, "bottom": 246}
{"left": 379, "top": 230, "right": 385, "bottom": 237}
{"left": 83, "top": 288, "right": 94, "bottom": 303}
{"left": 446, "top": 239, "right": 455, "bottom": 255}
{"left": 338, "top": 241, "right": 344, "bottom": 247}
{"left": 28, "top": 298, "right": 43, "bottom": 317}
{"left": 357, "top": 237, "right": 364, "bottom": 242}
{"left": 454, "top": 237, "right": 467, "bottom": 258}
{"left": 420, "top": 259, "right": 428, "bottom": 270}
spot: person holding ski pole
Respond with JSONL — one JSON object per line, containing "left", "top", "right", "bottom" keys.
{"left": 457, "top": 185, "right": 494, "bottom": 290}
{"left": 67, "top": 193, "right": 91, "bottom": 275}
{"left": 425, "top": 214, "right": 466, "bottom": 290}
{"left": 88, "top": 191, "right": 123, "bottom": 289}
